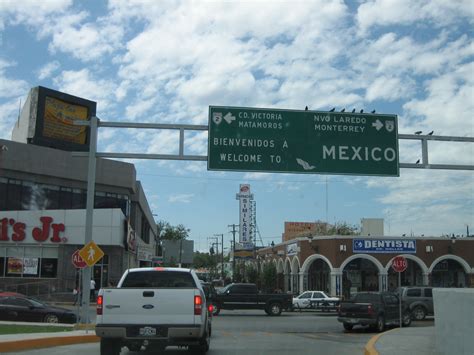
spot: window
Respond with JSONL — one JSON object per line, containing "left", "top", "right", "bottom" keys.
{"left": 313, "top": 292, "right": 325, "bottom": 298}
{"left": 40, "top": 258, "right": 57, "bottom": 278}
{"left": 424, "top": 288, "right": 433, "bottom": 297}
{"left": 121, "top": 271, "right": 195, "bottom": 288}
{"left": 299, "top": 292, "right": 312, "bottom": 299}
{"left": 406, "top": 289, "right": 421, "bottom": 297}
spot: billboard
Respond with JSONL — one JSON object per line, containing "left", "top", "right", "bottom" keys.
{"left": 12, "top": 86, "right": 96, "bottom": 151}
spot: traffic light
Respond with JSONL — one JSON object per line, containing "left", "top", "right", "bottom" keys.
{"left": 210, "top": 246, "right": 215, "bottom": 255}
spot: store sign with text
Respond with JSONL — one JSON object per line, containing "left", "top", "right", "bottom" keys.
{"left": 0, "top": 216, "right": 67, "bottom": 243}
{"left": 353, "top": 239, "right": 416, "bottom": 253}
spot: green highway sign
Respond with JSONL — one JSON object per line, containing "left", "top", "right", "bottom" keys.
{"left": 208, "top": 106, "right": 399, "bottom": 176}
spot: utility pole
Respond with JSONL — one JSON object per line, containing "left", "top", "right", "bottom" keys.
{"left": 228, "top": 224, "right": 238, "bottom": 282}
{"left": 214, "top": 234, "right": 224, "bottom": 280}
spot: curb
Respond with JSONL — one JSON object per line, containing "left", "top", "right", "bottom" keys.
{"left": 1, "top": 334, "right": 100, "bottom": 353}
{"left": 364, "top": 327, "right": 401, "bottom": 355}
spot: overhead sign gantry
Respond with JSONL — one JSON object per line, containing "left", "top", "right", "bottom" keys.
{"left": 208, "top": 106, "right": 399, "bottom": 177}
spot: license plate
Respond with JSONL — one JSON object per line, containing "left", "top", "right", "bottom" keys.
{"left": 139, "top": 326, "right": 157, "bottom": 336}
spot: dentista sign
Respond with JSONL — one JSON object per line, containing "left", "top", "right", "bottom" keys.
{"left": 208, "top": 106, "right": 399, "bottom": 176}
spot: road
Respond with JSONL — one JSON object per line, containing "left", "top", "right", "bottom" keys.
{"left": 14, "top": 310, "right": 434, "bottom": 355}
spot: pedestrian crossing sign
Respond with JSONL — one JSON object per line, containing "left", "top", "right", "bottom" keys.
{"left": 79, "top": 240, "right": 104, "bottom": 267}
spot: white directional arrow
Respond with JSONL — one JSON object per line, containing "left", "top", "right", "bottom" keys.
{"left": 372, "top": 119, "right": 383, "bottom": 131}
{"left": 223, "top": 112, "right": 236, "bottom": 124}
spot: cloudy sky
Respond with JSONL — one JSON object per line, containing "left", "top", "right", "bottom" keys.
{"left": 0, "top": 0, "right": 473, "bottom": 250}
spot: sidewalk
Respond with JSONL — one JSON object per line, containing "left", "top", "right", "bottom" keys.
{"left": 0, "top": 322, "right": 98, "bottom": 353}
{"left": 365, "top": 326, "right": 440, "bottom": 355}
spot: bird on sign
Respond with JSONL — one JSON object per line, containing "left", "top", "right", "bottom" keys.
{"left": 428, "top": 131, "right": 434, "bottom": 135}
{"left": 329, "top": 107, "right": 335, "bottom": 112}
{"left": 351, "top": 108, "right": 356, "bottom": 113}
{"left": 360, "top": 109, "right": 364, "bottom": 113}
{"left": 415, "top": 131, "right": 422, "bottom": 135}
{"left": 305, "top": 106, "right": 308, "bottom": 111}
{"left": 371, "top": 109, "right": 376, "bottom": 113}
{"left": 415, "top": 159, "right": 420, "bottom": 164}
{"left": 340, "top": 108, "right": 345, "bottom": 112}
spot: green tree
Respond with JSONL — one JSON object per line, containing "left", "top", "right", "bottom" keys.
{"left": 157, "top": 220, "right": 190, "bottom": 240}
{"left": 193, "top": 251, "right": 216, "bottom": 269}
{"left": 246, "top": 264, "right": 258, "bottom": 284}
{"left": 261, "top": 263, "right": 277, "bottom": 293}
{"left": 327, "top": 221, "right": 359, "bottom": 235}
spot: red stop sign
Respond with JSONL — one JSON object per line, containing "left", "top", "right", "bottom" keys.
{"left": 392, "top": 256, "right": 407, "bottom": 272}
{"left": 72, "top": 250, "right": 87, "bottom": 268}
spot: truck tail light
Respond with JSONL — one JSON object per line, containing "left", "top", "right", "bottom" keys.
{"left": 367, "top": 304, "right": 374, "bottom": 315}
{"left": 194, "top": 295, "right": 203, "bottom": 315}
{"left": 97, "top": 295, "right": 103, "bottom": 315}
{"left": 208, "top": 304, "right": 214, "bottom": 316}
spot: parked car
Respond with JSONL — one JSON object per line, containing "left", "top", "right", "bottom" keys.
{"left": 337, "top": 292, "right": 411, "bottom": 332}
{"left": 395, "top": 286, "right": 434, "bottom": 320}
{"left": 0, "top": 295, "right": 77, "bottom": 324}
{"left": 292, "top": 291, "right": 340, "bottom": 311}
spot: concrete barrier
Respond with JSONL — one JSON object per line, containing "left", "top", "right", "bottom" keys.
{"left": 433, "top": 288, "right": 474, "bottom": 355}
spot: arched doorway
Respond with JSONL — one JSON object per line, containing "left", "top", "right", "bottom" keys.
{"left": 342, "top": 257, "right": 380, "bottom": 299}
{"left": 307, "top": 259, "right": 330, "bottom": 293}
{"left": 276, "top": 259, "right": 284, "bottom": 291}
{"left": 290, "top": 257, "right": 300, "bottom": 295}
{"left": 431, "top": 258, "right": 469, "bottom": 287}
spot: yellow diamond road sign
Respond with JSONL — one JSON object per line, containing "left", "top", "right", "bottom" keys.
{"left": 79, "top": 241, "right": 104, "bottom": 267}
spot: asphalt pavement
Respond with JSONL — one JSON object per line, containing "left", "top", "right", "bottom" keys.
{"left": 0, "top": 309, "right": 439, "bottom": 355}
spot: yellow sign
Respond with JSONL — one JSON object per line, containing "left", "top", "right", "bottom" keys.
{"left": 79, "top": 241, "right": 104, "bottom": 267}
{"left": 43, "top": 96, "right": 88, "bottom": 144}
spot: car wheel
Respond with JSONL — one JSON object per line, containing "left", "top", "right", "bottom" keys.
{"left": 213, "top": 303, "right": 221, "bottom": 316}
{"left": 402, "top": 312, "right": 412, "bottom": 327}
{"left": 189, "top": 329, "right": 210, "bottom": 354}
{"left": 343, "top": 323, "right": 353, "bottom": 331}
{"left": 268, "top": 302, "right": 282, "bottom": 316}
{"left": 412, "top": 306, "right": 426, "bottom": 320}
{"left": 376, "top": 316, "right": 385, "bottom": 333}
{"left": 100, "top": 338, "right": 121, "bottom": 355}
{"left": 43, "top": 314, "right": 59, "bottom": 323}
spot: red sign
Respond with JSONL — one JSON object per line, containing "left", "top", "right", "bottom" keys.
{"left": 392, "top": 256, "right": 407, "bottom": 273}
{"left": 0, "top": 216, "right": 66, "bottom": 243}
{"left": 72, "top": 250, "right": 87, "bottom": 269}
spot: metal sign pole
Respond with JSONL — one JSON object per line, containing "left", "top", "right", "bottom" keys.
{"left": 399, "top": 271, "right": 402, "bottom": 328}
{"left": 80, "top": 116, "right": 98, "bottom": 324}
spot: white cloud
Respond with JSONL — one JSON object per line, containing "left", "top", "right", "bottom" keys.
{"left": 53, "top": 69, "right": 118, "bottom": 112}
{"left": 168, "top": 193, "right": 194, "bottom": 203}
{"left": 37, "top": 61, "right": 60, "bottom": 80}
{"left": 366, "top": 76, "right": 414, "bottom": 102}
{"left": 356, "top": 0, "right": 474, "bottom": 36}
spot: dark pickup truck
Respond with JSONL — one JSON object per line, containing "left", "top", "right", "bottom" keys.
{"left": 337, "top": 292, "right": 411, "bottom": 332}
{"left": 213, "top": 283, "right": 292, "bottom": 316}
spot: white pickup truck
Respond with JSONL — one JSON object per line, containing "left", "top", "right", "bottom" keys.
{"left": 95, "top": 267, "right": 211, "bottom": 354}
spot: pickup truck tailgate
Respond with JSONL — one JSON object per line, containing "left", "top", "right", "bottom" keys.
{"left": 100, "top": 288, "right": 199, "bottom": 325}
{"left": 339, "top": 302, "right": 372, "bottom": 318}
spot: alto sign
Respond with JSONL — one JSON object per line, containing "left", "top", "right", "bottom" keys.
{"left": 72, "top": 249, "right": 87, "bottom": 269}
{"left": 392, "top": 256, "right": 408, "bottom": 273}
{"left": 208, "top": 106, "right": 399, "bottom": 176}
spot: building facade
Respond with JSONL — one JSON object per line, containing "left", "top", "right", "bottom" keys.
{"left": 256, "top": 236, "right": 474, "bottom": 298}
{"left": 0, "top": 138, "right": 157, "bottom": 295}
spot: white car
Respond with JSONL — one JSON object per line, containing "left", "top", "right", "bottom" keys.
{"left": 292, "top": 291, "right": 340, "bottom": 310}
